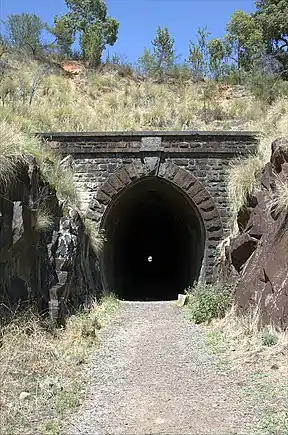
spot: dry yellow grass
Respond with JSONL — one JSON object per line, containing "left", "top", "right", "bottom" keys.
{"left": 204, "top": 305, "right": 288, "bottom": 434}
{"left": 84, "top": 218, "right": 106, "bottom": 256}
{"left": 0, "top": 120, "right": 78, "bottom": 205}
{"left": 35, "top": 208, "right": 54, "bottom": 232}
{"left": 268, "top": 174, "right": 288, "bottom": 215}
{"left": 0, "top": 295, "right": 119, "bottom": 435}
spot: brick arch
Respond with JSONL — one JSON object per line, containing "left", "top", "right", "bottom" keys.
{"left": 96, "top": 161, "right": 223, "bottom": 245}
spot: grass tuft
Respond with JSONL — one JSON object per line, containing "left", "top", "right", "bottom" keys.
{"left": 268, "top": 175, "right": 288, "bottom": 216}
{"left": 228, "top": 155, "right": 263, "bottom": 218}
{"left": 35, "top": 208, "right": 54, "bottom": 232}
{"left": 84, "top": 218, "right": 106, "bottom": 256}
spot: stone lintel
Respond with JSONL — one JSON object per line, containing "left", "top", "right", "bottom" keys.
{"left": 38, "top": 131, "right": 258, "bottom": 157}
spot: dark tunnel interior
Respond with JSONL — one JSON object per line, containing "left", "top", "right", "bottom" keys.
{"left": 101, "top": 177, "right": 205, "bottom": 301}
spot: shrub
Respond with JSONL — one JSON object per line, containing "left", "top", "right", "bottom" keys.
{"left": 248, "top": 73, "right": 288, "bottom": 104}
{"left": 262, "top": 328, "right": 279, "bottom": 347}
{"left": 186, "top": 282, "right": 235, "bottom": 324}
{"left": 6, "top": 13, "right": 45, "bottom": 56}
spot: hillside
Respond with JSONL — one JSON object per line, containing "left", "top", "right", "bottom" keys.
{"left": 1, "top": 51, "right": 288, "bottom": 215}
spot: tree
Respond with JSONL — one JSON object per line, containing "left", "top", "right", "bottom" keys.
{"left": 187, "top": 27, "right": 210, "bottom": 81}
{"left": 51, "top": 0, "right": 119, "bottom": 65}
{"left": 138, "top": 26, "right": 176, "bottom": 81}
{"left": 254, "top": 0, "right": 288, "bottom": 72}
{"left": 52, "top": 15, "right": 74, "bottom": 56}
{"left": 137, "top": 47, "right": 158, "bottom": 77}
{"left": 152, "top": 26, "right": 176, "bottom": 76}
{"left": 225, "top": 10, "right": 264, "bottom": 72}
{"left": 207, "top": 38, "right": 229, "bottom": 79}
{"left": 6, "top": 13, "right": 45, "bottom": 55}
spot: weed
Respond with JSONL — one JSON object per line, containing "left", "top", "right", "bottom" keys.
{"left": 262, "top": 328, "right": 279, "bottom": 347}
{"left": 185, "top": 283, "right": 235, "bottom": 324}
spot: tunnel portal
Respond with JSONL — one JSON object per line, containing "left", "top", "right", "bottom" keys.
{"left": 101, "top": 177, "right": 205, "bottom": 301}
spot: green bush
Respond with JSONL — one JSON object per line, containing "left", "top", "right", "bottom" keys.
{"left": 261, "top": 328, "right": 278, "bottom": 347}
{"left": 247, "top": 73, "right": 288, "bottom": 104}
{"left": 186, "top": 283, "right": 235, "bottom": 324}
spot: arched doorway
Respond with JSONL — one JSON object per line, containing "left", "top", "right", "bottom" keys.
{"left": 101, "top": 177, "right": 205, "bottom": 300}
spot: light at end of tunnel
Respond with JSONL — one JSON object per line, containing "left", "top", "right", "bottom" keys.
{"left": 148, "top": 256, "right": 152, "bottom": 263}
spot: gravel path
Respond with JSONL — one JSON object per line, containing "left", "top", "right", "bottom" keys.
{"left": 67, "top": 301, "right": 257, "bottom": 435}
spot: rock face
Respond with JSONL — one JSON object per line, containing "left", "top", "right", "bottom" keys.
{"left": 0, "top": 158, "right": 101, "bottom": 323}
{"left": 219, "top": 139, "right": 288, "bottom": 329}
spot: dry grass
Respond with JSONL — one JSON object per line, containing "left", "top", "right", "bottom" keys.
{"left": 228, "top": 155, "right": 263, "bottom": 217}
{"left": 1, "top": 52, "right": 288, "bottom": 216}
{"left": 35, "top": 208, "right": 54, "bottom": 232}
{"left": 268, "top": 174, "right": 288, "bottom": 216}
{"left": 0, "top": 295, "right": 120, "bottom": 435}
{"left": 204, "top": 305, "right": 288, "bottom": 434}
{"left": 84, "top": 218, "right": 106, "bottom": 256}
{"left": 228, "top": 98, "right": 288, "bottom": 218}
{"left": 0, "top": 120, "right": 78, "bottom": 206}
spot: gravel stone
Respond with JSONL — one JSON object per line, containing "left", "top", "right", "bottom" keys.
{"left": 66, "top": 301, "right": 257, "bottom": 435}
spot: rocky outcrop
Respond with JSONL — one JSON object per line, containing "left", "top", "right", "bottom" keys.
{"left": 0, "top": 157, "right": 101, "bottom": 324}
{"left": 219, "top": 139, "right": 288, "bottom": 329}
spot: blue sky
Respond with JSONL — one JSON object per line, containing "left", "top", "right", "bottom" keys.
{"left": 0, "top": 0, "right": 256, "bottom": 62}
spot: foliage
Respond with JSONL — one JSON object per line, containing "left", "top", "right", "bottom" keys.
{"left": 137, "top": 47, "right": 158, "bottom": 77}
{"left": 5, "top": 13, "right": 45, "bottom": 56}
{"left": 0, "top": 120, "right": 78, "bottom": 205}
{"left": 268, "top": 174, "right": 288, "bottom": 216}
{"left": 247, "top": 73, "right": 288, "bottom": 103}
{"left": 254, "top": 0, "right": 288, "bottom": 73}
{"left": 261, "top": 328, "right": 279, "bottom": 346}
{"left": 225, "top": 10, "right": 264, "bottom": 72}
{"left": 207, "top": 38, "right": 230, "bottom": 80}
{"left": 138, "top": 26, "right": 176, "bottom": 81}
{"left": 35, "top": 208, "right": 54, "bottom": 232}
{"left": 203, "top": 305, "right": 288, "bottom": 435}
{"left": 51, "top": 0, "right": 119, "bottom": 65}
{"left": 186, "top": 283, "right": 235, "bottom": 324}
{"left": 51, "top": 15, "right": 74, "bottom": 56}
{"left": 228, "top": 155, "right": 263, "bottom": 218}
{"left": 187, "top": 27, "right": 210, "bottom": 81}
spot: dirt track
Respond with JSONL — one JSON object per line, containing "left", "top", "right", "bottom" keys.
{"left": 67, "top": 301, "right": 257, "bottom": 434}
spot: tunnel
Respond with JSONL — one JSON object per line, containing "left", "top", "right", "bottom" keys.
{"left": 101, "top": 177, "right": 205, "bottom": 301}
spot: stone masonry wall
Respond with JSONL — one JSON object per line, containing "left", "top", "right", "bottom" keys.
{"left": 41, "top": 131, "right": 258, "bottom": 281}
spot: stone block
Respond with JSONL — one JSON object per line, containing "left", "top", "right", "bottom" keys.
{"left": 177, "top": 294, "right": 188, "bottom": 307}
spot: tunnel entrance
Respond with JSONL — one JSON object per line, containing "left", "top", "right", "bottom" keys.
{"left": 101, "top": 177, "right": 205, "bottom": 301}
